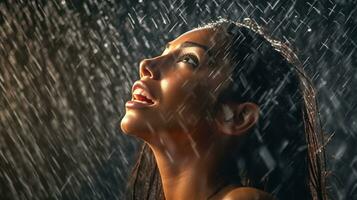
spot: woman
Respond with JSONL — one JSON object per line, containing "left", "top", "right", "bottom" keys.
{"left": 120, "top": 18, "right": 328, "bottom": 200}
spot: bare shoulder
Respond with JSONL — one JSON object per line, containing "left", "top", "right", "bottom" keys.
{"left": 221, "top": 187, "right": 276, "bottom": 200}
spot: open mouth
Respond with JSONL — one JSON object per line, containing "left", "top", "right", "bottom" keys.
{"left": 132, "top": 88, "right": 155, "bottom": 105}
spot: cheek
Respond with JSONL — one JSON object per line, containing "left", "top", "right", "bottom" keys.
{"left": 160, "top": 75, "right": 213, "bottom": 125}
{"left": 160, "top": 77, "right": 192, "bottom": 112}
{"left": 160, "top": 70, "right": 192, "bottom": 107}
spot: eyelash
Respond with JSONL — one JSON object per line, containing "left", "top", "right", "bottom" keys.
{"left": 177, "top": 53, "right": 199, "bottom": 67}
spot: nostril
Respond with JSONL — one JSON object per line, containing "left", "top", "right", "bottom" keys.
{"left": 141, "top": 65, "right": 153, "bottom": 78}
{"left": 139, "top": 59, "right": 158, "bottom": 79}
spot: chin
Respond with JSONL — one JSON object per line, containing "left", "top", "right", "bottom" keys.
{"left": 120, "top": 115, "right": 130, "bottom": 135}
{"left": 120, "top": 112, "right": 153, "bottom": 140}
{"left": 120, "top": 113, "right": 138, "bottom": 135}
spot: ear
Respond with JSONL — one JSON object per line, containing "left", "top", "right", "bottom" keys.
{"left": 214, "top": 102, "right": 259, "bottom": 136}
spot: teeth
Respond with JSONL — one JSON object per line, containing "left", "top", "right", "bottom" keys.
{"left": 133, "top": 87, "right": 154, "bottom": 102}
{"left": 133, "top": 88, "right": 149, "bottom": 99}
{"left": 133, "top": 88, "right": 144, "bottom": 95}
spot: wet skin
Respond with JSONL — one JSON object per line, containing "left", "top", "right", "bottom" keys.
{"left": 120, "top": 28, "right": 274, "bottom": 200}
{"left": 121, "top": 28, "right": 230, "bottom": 143}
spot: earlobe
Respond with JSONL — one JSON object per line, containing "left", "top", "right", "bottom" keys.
{"left": 215, "top": 102, "right": 260, "bottom": 136}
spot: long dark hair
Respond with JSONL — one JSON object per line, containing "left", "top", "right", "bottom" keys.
{"left": 125, "top": 18, "right": 329, "bottom": 200}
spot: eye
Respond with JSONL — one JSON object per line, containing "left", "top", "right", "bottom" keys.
{"left": 178, "top": 53, "right": 199, "bottom": 67}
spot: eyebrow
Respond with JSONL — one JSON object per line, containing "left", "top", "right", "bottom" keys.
{"left": 166, "top": 41, "right": 212, "bottom": 57}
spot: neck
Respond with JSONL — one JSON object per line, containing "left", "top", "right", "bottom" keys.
{"left": 146, "top": 128, "right": 234, "bottom": 200}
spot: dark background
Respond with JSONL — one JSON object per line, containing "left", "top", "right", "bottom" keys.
{"left": 0, "top": 0, "right": 356, "bottom": 199}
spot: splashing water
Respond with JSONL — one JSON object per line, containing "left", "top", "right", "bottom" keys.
{"left": 0, "top": 0, "right": 356, "bottom": 199}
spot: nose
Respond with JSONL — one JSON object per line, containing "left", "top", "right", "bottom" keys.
{"left": 139, "top": 58, "right": 160, "bottom": 80}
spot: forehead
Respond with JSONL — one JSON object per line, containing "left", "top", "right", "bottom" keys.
{"left": 168, "top": 28, "right": 220, "bottom": 49}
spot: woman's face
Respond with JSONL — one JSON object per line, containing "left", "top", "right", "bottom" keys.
{"left": 120, "top": 28, "right": 231, "bottom": 142}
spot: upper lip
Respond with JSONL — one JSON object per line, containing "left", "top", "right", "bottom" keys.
{"left": 131, "top": 81, "right": 156, "bottom": 103}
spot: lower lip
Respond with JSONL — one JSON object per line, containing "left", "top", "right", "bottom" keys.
{"left": 125, "top": 100, "right": 155, "bottom": 109}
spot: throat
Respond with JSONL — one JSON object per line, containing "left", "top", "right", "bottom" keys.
{"left": 154, "top": 157, "right": 237, "bottom": 200}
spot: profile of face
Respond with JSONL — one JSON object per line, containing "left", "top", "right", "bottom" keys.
{"left": 120, "top": 27, "right": 259, "bottom": 148}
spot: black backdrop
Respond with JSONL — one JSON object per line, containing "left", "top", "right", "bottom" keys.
{"left": 0, "top": 0, "right": 356, "bottom": 199}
